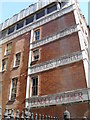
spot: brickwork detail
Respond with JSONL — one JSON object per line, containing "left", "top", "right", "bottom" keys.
{"left": 31, "top": 24, "right": 80, "bottom": 49}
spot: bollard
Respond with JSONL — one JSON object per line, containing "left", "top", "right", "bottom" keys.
{"left": 10, "top": 109, "right": 14, "bottom": 120}
{"left": 53, "top": 116, "right": 55, "bottom": 120}
{"left": 15, "top": 110, "right": 19, "bottom": 120}
{"left": 25, "top": 106, "right": 31, "bottom": 119}
{"left": 45, "top": 115, "right": 47, "bottom": 120}
{"left": 48, "top": 115, "right": 50, "bottom": 120}
{"left": 31, "top": 113, "right": 34, "bottom": 120}
{"left": 35, "top": 113, "right": 38, "bottom": 120}
{"left": 51, "top": 116, "right": 53, "bottom": 119}
{"left": 21, "top": 111, "right": 24, "bottom": 120}
{"left": 4, "top": 108, "right": 10, "bottom": 120}
{"left": 42, "top": 115, "right": 44, "bottom": 120}
{"left": 39, "top": 114, "right": 41, "bottom": 120}
{"left": 4, "top": 108, "right": 8, "bottom": 117}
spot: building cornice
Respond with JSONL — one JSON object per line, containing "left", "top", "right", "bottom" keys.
{"left": 0, "top": 0, "right": 73, "bottom": 31}
{"left": 0, "top": 0, "right": 57, "bottom": 31}
{"left": 0, "top": 4, "right": 75, "bottom": 45}
{"left": 31, "top": 24, "right": 80, "bottom": 50}
{"left": 29, "top": 51, "right": 83, "bottom": 75}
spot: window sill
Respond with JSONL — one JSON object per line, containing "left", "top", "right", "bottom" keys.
{"left": 2, "top": 69, "right": 7, "bottom": 73}
{"left": 4, "top": 53, "right": 11, "bottom": 57}
{"left": 13, "top": 65, "right": 20, "bottom": 70}
{"left": 30, "top": 95, "right": 38, "bottom": 98}
{"left": 8, "top": 99, "right": 15, "bottom": 102}
{"left": 32, "top": 59, "right": 39, "bottom": 62}
{"left": 32, "top": 39, "right": 40, "bottom": 44}
{"left": 7, "top": 99, "right": 15, "bottom": 105}
{"left": 31, "top": 60, "right": 39, "bottom": 65}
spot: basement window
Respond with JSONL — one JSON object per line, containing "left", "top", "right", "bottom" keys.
{"left": 31, "top": 76, "right": 38, "bottom": 96}
{"left": 47, "top": 4, "right": 57, "bottom": 14}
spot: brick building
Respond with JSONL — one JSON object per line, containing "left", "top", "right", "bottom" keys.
{"left": 0, "top": 0, "right": 90, "bottom": 119}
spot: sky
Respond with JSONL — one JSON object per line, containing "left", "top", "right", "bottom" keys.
{"left": 0, "top": 0, "right": 89, "bottom": 25}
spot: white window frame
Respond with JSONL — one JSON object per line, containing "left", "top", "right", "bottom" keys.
{"left": 34, "top": 29, "right": 40, "bottom": 41}
{"left": 14, "top": 52, "right": 21, "bottom": 67}
{"left": 2, "top": 59, "right": 7, "bottom": 71}
{"left": 9, "top": 77, "right": 18, "bottom": 101}
{"left": 4, "top": 42, "right": 12, "bottom": 55}
{"left": 9, "top": 80, "right": 12, "bottom": 100}
{"left": 32, "top": 49, "right": 39, "bottom": 62}
{"left": 30, "top": 76, "right": 38, "bottom": 97}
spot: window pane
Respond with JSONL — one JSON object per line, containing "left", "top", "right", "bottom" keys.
{"left": 35, "top": 30, "right": 40, "bottom": 41}
{"left": 6, "top": 43, "right": 12, "bottom": 54}
{"left": 26, "top": 16, "right": 34, "bottom": 25}
{"left": 32, "top": 79, "right": 35, "bottom": 86}
{"left": 2, "top": 59, "right": 7, "bottom": 70}
{"left": 15, "top": 53, "right": 21, "bottom": 66}
{"left": 36, "top": 87, "right": 38, "bottom": 95}
{"left": 47, "top": 4, "right": 57, "bottom": 14}
{"left": 35, "top": 79, "right": 38, "bottom": 86}
{"left": 8, "top": 26, "right": 15, "bottom": 34}
{"left": 16, "top": 21, "right": 24, "bottom": 30}
{"left": 11, "top": 78, "right": 18, "bottom": 100}
{"left": 36, "top": 10, "right": 45, "bottom": 19}
{"left": 1, "top": 30, "right": 7, "bottom": 38}
{"left": 32, "top": 77, "right": 38, "bottom": 96}
{"left": 33, "top": 49, "right": 39, "bottom": 61}
{"left": 61, "top": 2, "right": 66, "bottom": 8}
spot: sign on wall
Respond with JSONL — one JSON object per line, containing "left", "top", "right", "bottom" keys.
{"left": 27, "top": 89, "right": 89, "bottom": 108}
{"left": 29, "top": 51, "right": 83, "bottom": 75}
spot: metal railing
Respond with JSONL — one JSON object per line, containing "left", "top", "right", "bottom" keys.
{"left": 3, "top": 108, "right": 88, "bottom": 120}
{"left": 3, "top": 108, "right": 60, "bottom": 120}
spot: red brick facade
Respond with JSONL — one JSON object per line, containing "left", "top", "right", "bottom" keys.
{"left": 28, "top": 10, "right": 89, "bottom": 119}
{"left": 1, "top": 32, "right": 30, "bottom": 116}
{"left": 41, "top": 12, "right": 76, "bottom": 39}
